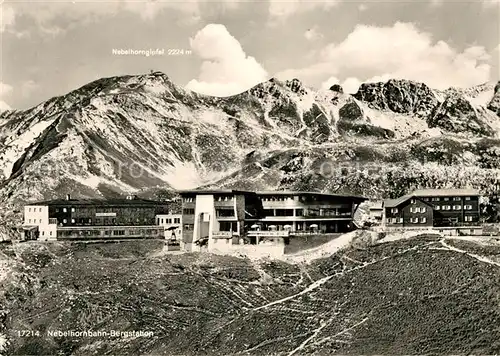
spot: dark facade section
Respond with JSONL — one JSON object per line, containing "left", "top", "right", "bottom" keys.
{"left": 384, "top": 189, "right": 481, "bottom": 229}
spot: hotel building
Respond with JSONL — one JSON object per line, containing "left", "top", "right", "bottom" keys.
{"left": 21, "top": 195, "right": 169, "bottom": 241}
{"left": 178, "top": 189, "right": 367, "bottom": 252}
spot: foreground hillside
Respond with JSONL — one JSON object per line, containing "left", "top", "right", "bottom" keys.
{"left": 1, "top": 235, "right": 499, "bottom": 355}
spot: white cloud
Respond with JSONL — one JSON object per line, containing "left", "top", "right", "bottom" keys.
{"left": 304, "top": 27, "right": 323, "bottom": 41}
{"left": 321, "top": 76, "right": 340, "bottom": 90}
{"left": 1, "top": 0, "right": 239, "bottom": 35}
{"left": 0, "top": 82, "right": 13, "bottom": 112}
{"left": 186, "top": 24, "right": 268, "bottom": 96}
{"left": 268, "top": 0, "right": 338, "bottom": 22}
{"left": 1, "top": 5, "right": 15, "bottom": 32}
{"left": 280, "top": 22, "right": 493, "bottom": 90}
{"left": 320, "top": 76, "right": 363, "bottom": 94}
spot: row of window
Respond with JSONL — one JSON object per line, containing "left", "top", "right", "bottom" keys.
{"left": 262, "top": 208, "right": 351, "bottom": 217}
{"left": 27, "top": 219, "right": 42, "bottom": 224}
{"left": 157, "top": 218, "right": 181, "bottom": 224}
{"left": 59, "top": 218, "right": 151, "bottom": 224}
{"left": 388, "top": 216, "right": 476, "bottom": 224}
{"left": 28, "top": 207, "right": 43, "bottom": 212}
{"left": 413, "top": 197, "right": 472, "bottom": 203}
{"left": 388, "top": 217, "right": 427, "bottom": 224}
{"left": 435, "top": 205, "right": 473, "bottom": 211}
{"left": 409, "top": 207, "right": 427, "bottom": 213}
{"left": 215, "top": 196, "right": 234, "bottom": 202}
{"left": 391, "top": 205, "right": 474, "bottom": 214}
{"left": 183, "top": 198, "right": 195, "bottom": 203}
{"left": 216, "top": 208, "right": 235, "bottom": 218}
{"left": 261, "top": 196, "right": 295, "bottom": 202}
{"left": 183, "top": 208, "right": 195, "bottom": 215}
{"left": 56, "top": 229, "right": 161, "bottom": 237}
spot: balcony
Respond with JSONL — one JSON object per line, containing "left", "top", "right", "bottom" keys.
{"left": 247, "top": 230, "right": 290, "bottom": 237}
{"left": 212, "top": 231, "right": 238, "bottom": 239}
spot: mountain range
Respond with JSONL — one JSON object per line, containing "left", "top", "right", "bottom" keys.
{"left": 1, "top": 72, "right": 500, "bottom": 237}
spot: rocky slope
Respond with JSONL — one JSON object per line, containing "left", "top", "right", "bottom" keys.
{"left": 1, "top": 73, "right": 500, "bottom": 233}
{"left": 1, "top": 235, "right": 499, "bottom": 355}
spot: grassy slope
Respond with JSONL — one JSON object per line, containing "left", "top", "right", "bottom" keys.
{"left": 0, "top": 236, "right": 499, "bottom": 355}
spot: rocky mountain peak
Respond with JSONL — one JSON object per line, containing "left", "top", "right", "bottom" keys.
{"left": 353, "top": 79, "right": 438, "bottom": 117}
{"left": 329, "top": 84, "right": 344, "bottom": 94}
{"left": 285, "top": 78, "right": 307, "bottom": 95}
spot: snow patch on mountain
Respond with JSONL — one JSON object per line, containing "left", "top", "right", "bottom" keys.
{"left": 361, "top": 103, "right": 441, "bottom": 139}
{"left": 0, "top": 118, "right": 58, "bottom": 180}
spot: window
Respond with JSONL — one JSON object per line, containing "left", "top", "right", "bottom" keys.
{"left": 71, "top": 208, "right": 75, "bottom": 212}
{"left": 465, "top": 216, "right": 474, "bottom": 222}
{"left": 174, "top": 218, "right": 180, "bottom": 224}
{"left": 453, "top": 205, "right": 461, "bottom": 210}
{"left": 397, "top": 218, "right": 403, "bottom": 223}
{"left": 465, "top": 197, "right": 471, "bottom": 201}
{"left": 49, "top": 231, "right": 52, "bottom": 236}
{"left": 444, "top": 197, "right": 449, "bottom": 201}
{"left": 420, "top": 217, "right": 427, "bottom": 223}
{"left": 465, "top": 205, "right": 473, "bottom": 210}
{"left": 63, "top": 208, "right": 67, "bottom": 213}
{"left": 432, "top": 197, "right": 440, "bottom": 201}
{"left": 391, "top": 208, "right": 398, "bottom": 214}
{"left": 39, "top": 219, "right": 42, "bottom": 223}
{"left": 39, "top": 208, "right": 42, "bottom": 212}
{"left": 183, "top": 208, "right": 195, "bottom": 215}
{"left": 71, "top": 219, "right": 75, "bottom": 223}
{"left": 444, "top": 205, "right": 451, "bottom": 210}
{"left": 28, "top": 219, "right": 31, "bottom": 223}
{"left": 216, "top": 208, "right": 235, "bottom": 217}
{"left": 63, "top": 219, "right": 67, "bottom": 223}
{"left": 411, "top": 199, "right": 416, "bottom": 204}
{"left": 453, "top": 197, "right": 461, "bottom": 201}
{"left": 421, "top": 207, "right": 426, "bottom": 213}
{"left": 42, "top": 231, "right": 44, "bottom": 236}
{"left": 435, "top": 205, "right": 440, "bottom": 210}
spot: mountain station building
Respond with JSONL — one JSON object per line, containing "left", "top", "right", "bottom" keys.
{"left": 178, "top": 189, "right": 367, "bottom": 254}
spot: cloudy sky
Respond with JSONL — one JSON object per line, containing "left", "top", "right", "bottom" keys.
{"left": 0, "top": 0, "right": 498, "bottom": 111}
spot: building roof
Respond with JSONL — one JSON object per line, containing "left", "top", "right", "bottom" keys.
{"left": 256, "top": 191, "right": 367, "bottom": 200}
{"left": 412, "top": 188, "right": 480, "bottom": 197}
{"left": 383, "top": 188, "right": 480, "bottom": 208}
{"left": 383, "top": 195, "right": 412, "bottom": 208}
{"left": 178, "top": 189, "right": 367, "bottom": 201}
{"left": 177, "top": 189, "right": 256, "bottom": 195}
{"left": 27, "top": 197, "right": 166, "bottom": 206}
